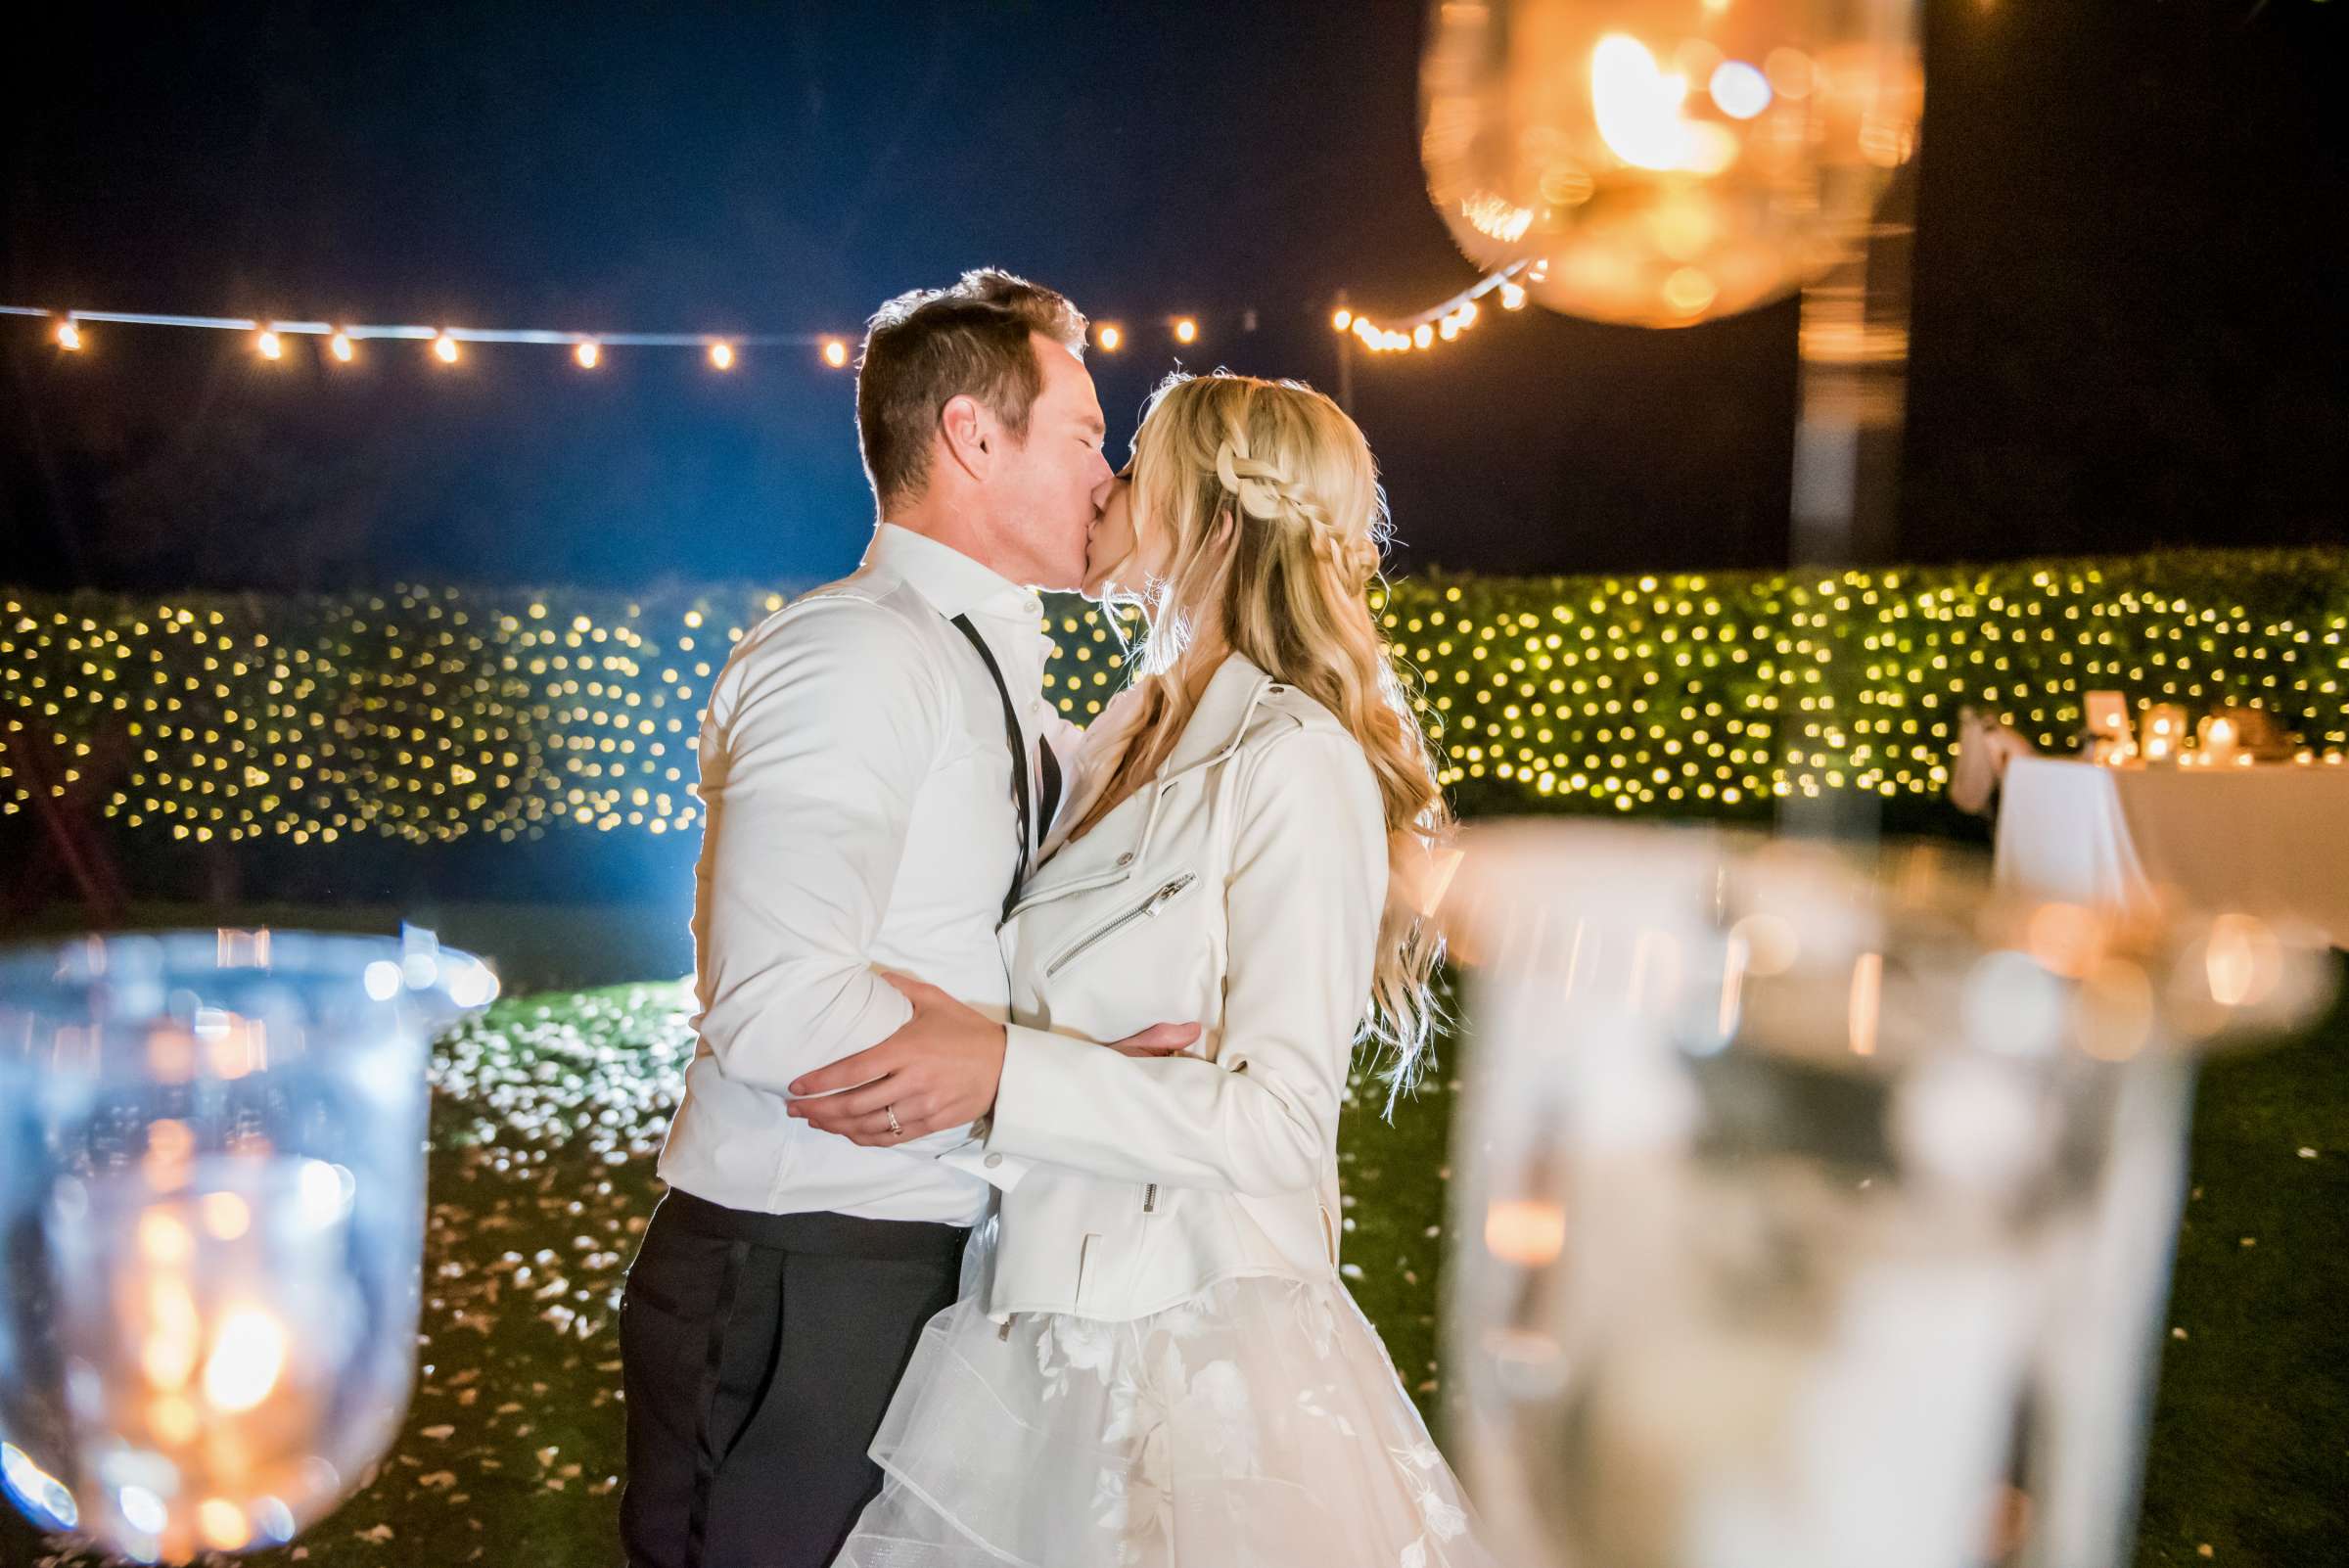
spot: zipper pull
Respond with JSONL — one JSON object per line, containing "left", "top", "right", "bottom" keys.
{"left": 1144, "top": 873, "right": 1195, "bottom": 915}
{"left": 1142, "top": 1182, "right": 1159, "bottom": 1214}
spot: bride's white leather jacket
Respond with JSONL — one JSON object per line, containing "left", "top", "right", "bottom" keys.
{"left": 937, "top": 653, "right": 1388, "bottom": 1323}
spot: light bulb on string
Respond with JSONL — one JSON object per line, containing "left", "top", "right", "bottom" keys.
{"left": 1173, "top": 317, "right": 1198, "bottom": 345}
{"left": 820, "top": 338, "right": 850, "bottom": 368}
{"left": 574, "top": 340, "right": 601, "bottom": 369}
{"left": 1097, "top": 324, "right": 1124, "bottom": 352}
{"left": 433, "top": 332, "right": 460, "bottom": 365}
{"left": 1419, "top": 0, "right": 1922, "bottom": 327}
{"left": 255, "top": 329, "right": 283, "bottom": 361}
{"left": 1333, "top": 307, "right": 1355, "bottom": 332}
{"left": 708, "top": 341, "right": 735, "bottom": 370}
{"left": 329, "top": 331, "right": 354, "bottom": 362}
{"left": 56, "top": 319, "right": 83, "bottom": 351}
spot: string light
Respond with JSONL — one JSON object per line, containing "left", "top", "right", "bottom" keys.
{"left": 10, "top": 272, "right": 1531, "bottom": 374}
{"left": 1345, "top": 260, "right": 1527, "bottom": 355}
{"left": 6, "top": 556, "right": 2338, "bottom": 843}
{"left": 0, "top": 305, "right": 825, "bottom": 369}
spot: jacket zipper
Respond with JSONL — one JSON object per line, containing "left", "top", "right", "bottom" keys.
{"left": 1143, "top": 1183, "right": 1159, "bottom": 1214}
{"left": 1043, "top": 873, "right": 1197, "bottom": 978}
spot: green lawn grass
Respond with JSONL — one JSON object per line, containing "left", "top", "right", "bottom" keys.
{"left": 5, "top": 910, "right": 2343, "bottom": 1566}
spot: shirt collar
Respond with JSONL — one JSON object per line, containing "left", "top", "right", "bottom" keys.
{"left": 865, "top": 523, "right": 1043, "bottom": 624}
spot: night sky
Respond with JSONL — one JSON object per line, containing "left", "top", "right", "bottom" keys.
{"left": 3, "top": 0, "right": 2342, "bottom": 595}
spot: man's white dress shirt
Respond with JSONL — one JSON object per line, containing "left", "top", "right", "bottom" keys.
{"left": 657, "top": 524, "right": 1062, "bottom": 1225}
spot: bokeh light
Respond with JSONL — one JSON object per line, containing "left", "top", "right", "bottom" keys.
{"left": 1420, "top": 0, "right": 1923, "bottom": 326}
{"left": 13, "top": 560, "right": 2336, "bottom": 843}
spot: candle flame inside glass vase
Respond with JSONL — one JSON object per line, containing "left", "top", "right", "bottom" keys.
{"left": 1421, "top": 0, "right": 1923, "bottom": 326}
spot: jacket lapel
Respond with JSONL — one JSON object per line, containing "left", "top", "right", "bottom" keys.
{"left": 1006, "top": 655, "right": 1272, "bottom": 918}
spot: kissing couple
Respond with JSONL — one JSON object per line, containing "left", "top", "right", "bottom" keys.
{"left": 619, "top": 269, "right": 1492, "bottom": 1568}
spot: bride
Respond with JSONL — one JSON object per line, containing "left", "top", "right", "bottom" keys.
{"left": 823, "top": 371, "right": 1492, "bottom": 1566}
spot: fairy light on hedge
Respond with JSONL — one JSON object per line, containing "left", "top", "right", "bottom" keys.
{"left": 5, "top": 563, "right": 2340, "bottom": 839}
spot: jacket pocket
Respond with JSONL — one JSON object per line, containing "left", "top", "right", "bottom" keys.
{"left": 1043, "top": 871, "right": 1200, "bottom": 979}
{"left": 1075, "top": 1231, "right": 1104, "bottom": 1310}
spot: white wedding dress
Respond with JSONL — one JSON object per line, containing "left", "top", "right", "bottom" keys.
{"left": 832, "top": 691, "right": 1493, "bottom": 1567}
{"left": 831, "top": 1216, "right": 1492, "bottom": 1568}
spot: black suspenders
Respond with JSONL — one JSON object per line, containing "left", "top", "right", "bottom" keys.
{"left": 948, "top": 613, "right": 1041, "bottom": 924}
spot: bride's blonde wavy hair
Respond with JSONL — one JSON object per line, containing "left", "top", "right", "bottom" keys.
{"left": 1074, "top": 372, "right": 1453, "bottom": 1099}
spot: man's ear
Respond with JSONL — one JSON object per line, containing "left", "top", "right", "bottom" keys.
{"left": 940, "top": 393, "right": 993, "bottom": 483}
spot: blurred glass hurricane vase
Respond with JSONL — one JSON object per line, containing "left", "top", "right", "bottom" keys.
{"left": 1421, "top": 0, "right": 1923, "bottom": 326}
{"left": 1442, "top": 825, "right": 2333, "bottom": 1568}
{"left": 0, "top": 929, "right": 495, "bottom": 1562}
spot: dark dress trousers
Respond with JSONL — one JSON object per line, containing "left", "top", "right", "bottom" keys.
{"left": 619, "top": 1188, "right": 967, "bottom": 1568}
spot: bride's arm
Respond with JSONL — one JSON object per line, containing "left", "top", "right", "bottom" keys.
{"left": 980, "top": 727, "right": 1386, "bottom": 1197}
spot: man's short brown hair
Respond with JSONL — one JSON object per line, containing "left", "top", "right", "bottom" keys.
{"left": 855, "top": 269, "right": 1089, "bottom": 513}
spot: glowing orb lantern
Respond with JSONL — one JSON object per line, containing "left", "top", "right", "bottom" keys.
{"left": 1421, "top": 0, "right": 1922, "bottom": 327}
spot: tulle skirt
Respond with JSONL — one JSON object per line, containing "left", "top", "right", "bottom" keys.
{"left": 832, "top": 1245, "right": 1496, "bottom": 1568}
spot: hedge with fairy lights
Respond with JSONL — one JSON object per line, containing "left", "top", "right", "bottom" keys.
{"left": 3, "top": 549, "right": 2344, "bottom": 846}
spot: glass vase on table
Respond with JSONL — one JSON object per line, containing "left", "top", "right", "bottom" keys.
{"left": 1440, "top": 825, "right": 2333, "bottom": 1568}
{"left": 0, "top": 928, "right": 495, "bottom": 1562}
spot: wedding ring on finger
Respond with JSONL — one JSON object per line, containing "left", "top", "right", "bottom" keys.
{"left": 885, "top": 1103, "right": 903, "bottom": 1137}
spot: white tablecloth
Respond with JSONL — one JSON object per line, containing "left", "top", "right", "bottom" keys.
{"left": 1993, "top": 757, "right": 2349, "bottom": 948}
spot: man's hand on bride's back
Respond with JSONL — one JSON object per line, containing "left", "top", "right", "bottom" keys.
{"left": 783, "top": 973, "right": 1202, "bottom": 1146}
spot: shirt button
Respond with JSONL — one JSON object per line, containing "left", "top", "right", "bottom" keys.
{"left": 984, "top": 1153, "right": 1004, "bottom": 1170}
{"left": 1117, "top": 852, "right": 1133, "bottom": 866}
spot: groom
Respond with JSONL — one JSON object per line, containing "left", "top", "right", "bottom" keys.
{"left": 619, "top": 270, "right": 1190, "bottom": 1568}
